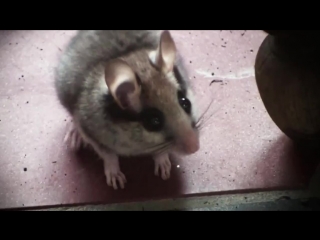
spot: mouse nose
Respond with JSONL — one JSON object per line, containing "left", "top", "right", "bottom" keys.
{"left": 178, "top": 130, "right": 200, "bottom": 154}
{"left": 183, "top": 137, "right": 199, "bottom": 154}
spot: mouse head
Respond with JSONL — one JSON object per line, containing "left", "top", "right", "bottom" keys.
{"left": 104, "top": 30, "right": 199, "bottom": 156}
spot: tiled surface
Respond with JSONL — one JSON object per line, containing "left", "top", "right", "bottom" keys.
{"left": 0, "top": 30, "right": 318, "bottom": 209}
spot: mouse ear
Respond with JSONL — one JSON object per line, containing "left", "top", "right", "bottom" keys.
{"left": 104, "top": 59, "right": 141, "bottom": 112}
{"left": 148, "top": 30, "right": 176, "bottom": 73}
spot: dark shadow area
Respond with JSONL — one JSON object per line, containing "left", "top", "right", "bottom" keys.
{"left": 9, "top": 141, "right": 187, "bottom": 211}
{"left": 71, "top": 147, "right": 186, "bottom": 206}
{"left": 255, "top": 135, "right": 320, "bottom": 191}
{"left": 3, "top": 146, "right": 187, "bottom": 210}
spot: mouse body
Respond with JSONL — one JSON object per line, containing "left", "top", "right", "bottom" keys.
{"left": 55, "top": 30, "right": 200, "bottom": 189}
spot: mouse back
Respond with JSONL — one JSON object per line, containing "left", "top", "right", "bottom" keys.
{"left": 55, "top": 30, "right": 161, "bottom": 114}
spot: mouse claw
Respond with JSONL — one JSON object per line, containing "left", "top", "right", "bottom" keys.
{"left": 106, "top": 171, "right": 127, "bottom": 190}
{"left": 154, "top": 153, "right": 171, "bottom": 180}
{"left": 103, "top": 156, "right": 126, "bottom": 190}
{"left": 64, "top": 123, "right": 85, "bottom": 151}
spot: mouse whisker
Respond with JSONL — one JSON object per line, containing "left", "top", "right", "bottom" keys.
{"left": 195, "top": 98, "right": 215, "bottom": 130}
{"left": 196, "top": 99, "right": 223, "bottom": 131}
{"left": 144, "top": 141, "right": 172, "bottom": 155}
{"left": 195, "top": 98, "right": 214, "bottom": 127}
{"left": 144, "top": 141, "right": 170, "bottom": 151}
{"left": 197, "top": 107, "right": 221, "bottom": 131}
{"left": 153, "top": 142, "right": 173, "bottom": 155}
{"left": 198, "top": 120, "right": 213, "bottom": 132}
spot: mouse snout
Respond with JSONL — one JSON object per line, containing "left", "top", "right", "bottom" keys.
{"left": 184, "top": 133, "right": 200, "bottom": 154}
{"left": 175, "top": 129, "right": 200, "bottom": 155}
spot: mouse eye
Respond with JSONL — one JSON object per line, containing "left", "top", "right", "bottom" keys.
{"left": 140, "top": 108, "right": 164, "bottom": 132}
{"left": 178, "top": 91, "right": 191, "bottom": 114}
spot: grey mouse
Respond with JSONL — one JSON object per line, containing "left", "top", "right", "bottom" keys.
{"left": 54, "top": 30, "right": 200, "bottom": 189}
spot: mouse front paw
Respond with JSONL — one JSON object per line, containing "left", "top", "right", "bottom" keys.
{"left": 103, "top": 155, "right": 127, "bottom": 190}
{"left": 64, "top": 122, "right": 86, "bottom": 151}
{"left": 154, "top": 153, "right": 171, "bottom": 180}
{"left": 105, "top": 168, "right": 127, "bottom": 190}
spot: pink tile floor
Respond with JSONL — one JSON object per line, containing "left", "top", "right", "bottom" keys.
{"left": 0, "top": 30, "right": 317, "bottom": 209}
